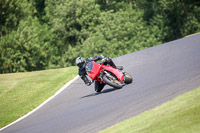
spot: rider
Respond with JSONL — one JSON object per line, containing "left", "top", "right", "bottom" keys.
{"left": 75, "top": 55, "right": 123, "bottom": 92}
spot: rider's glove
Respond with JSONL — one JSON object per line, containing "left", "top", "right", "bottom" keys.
{"left": 101, "top": 57, "right": 109, "bottom": 64}
{"left": 101, "top": 58, "right": 106, "bottom": 64}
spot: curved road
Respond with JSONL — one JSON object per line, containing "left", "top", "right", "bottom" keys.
{"left": 1, "top": 34, "right": 200, "bottom": 133}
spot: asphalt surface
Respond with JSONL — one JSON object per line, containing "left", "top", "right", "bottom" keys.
{"left": 1, "top": 34, "right": 200, "bottom": 133}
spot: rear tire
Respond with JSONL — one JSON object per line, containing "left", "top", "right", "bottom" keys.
{"left": 103, "top": 74, "right": 123, "bottom": 89}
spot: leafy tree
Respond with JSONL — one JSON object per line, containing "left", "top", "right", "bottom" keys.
{"left": 30, "top": 0, "right": 46, "bottom": 21}
{"left": 45, "top": 0, "right": 101, "bottom": 57}
{"left": 134, "top": 0, "right": 200, "bottom": 41}
{"left": 0, "top": 17, "right": 56, "bottom": 73}
{"left": 0, "top": 0, "right": 33, "bottom": 37}
{"left": 95, "top": 0, "right": 134, "bottom": 11}
{"left": 63, "top": 5, "right": 162, "bottom": 66}
{"left": 1, "top": 0, "right": 200, "bottom": 73}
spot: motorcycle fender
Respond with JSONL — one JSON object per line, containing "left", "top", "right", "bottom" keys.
{"left": 103, "top": 66, "right": 124, "bottom": 82}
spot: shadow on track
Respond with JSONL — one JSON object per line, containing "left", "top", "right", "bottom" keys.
{"left": 81, "top": 88, "right": 119, "bottom": 98}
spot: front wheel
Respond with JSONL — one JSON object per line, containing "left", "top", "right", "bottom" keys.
{"left": 123, "top": 72, "right": 133, "bottom": 84}
{"left": 103, "top": 74, "right": 123, "bottom": 89}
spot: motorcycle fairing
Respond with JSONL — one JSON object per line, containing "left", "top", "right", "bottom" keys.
{"left": 102, "top": 65, "right": 124, "bottom": 82}
{"left": 86, "top": 61, "right": 101, "bottom": 80}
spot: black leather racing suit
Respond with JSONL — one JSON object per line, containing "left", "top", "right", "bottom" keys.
{"left": 78, "top": 55, "right": 116, "bottom": 92}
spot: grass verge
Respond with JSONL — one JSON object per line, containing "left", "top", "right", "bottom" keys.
{"left": 100, "top": 87, "right": 200, "bottom": 133}
{"left": 0, "top": 67, "right": 77, "bottom": 128}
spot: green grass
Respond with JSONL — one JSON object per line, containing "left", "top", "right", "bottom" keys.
{"left": 0, "top": 67, "right": 77, "bottom": 128}
{"left": 100, "top": 87, "right": 200, "bottom": 133}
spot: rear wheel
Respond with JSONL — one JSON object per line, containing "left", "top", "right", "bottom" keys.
{"left": 123, "top": 72, "right": 132, "bottom": 84}
{"left": 103, "top": 73, "right": 123, "bottom": 89}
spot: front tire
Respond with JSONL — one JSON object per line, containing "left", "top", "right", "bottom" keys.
{"left": 103, "top": 74, "right": 123, "bottom": 89}
{"left": 123, "top": 72, "right": 133, "bottom": 84}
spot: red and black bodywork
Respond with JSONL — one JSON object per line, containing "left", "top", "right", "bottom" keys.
{"left": 86, "top": 61, "right": 126, "bottom": 89}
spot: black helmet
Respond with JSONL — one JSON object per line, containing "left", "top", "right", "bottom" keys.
{"left": 75, "top": 57, "right": 86, "bottom": 68}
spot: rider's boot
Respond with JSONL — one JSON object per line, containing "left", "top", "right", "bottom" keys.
{"left": 116, "top": 66, "right": 123, "bottom": 70}
{"left": 104, "top": 57, "right": 123, "bottom": 70}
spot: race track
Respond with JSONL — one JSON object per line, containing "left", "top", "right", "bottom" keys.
{"left": 1, "top": 34, "right": 200, "bottom": 133}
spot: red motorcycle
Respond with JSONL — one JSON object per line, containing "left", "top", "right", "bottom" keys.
{"left": 86, "top": 61, "right": 132, "bottom": 89}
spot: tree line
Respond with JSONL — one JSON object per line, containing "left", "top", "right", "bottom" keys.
{"left": 0, "top": 0, "right": 200, "bottom": 73}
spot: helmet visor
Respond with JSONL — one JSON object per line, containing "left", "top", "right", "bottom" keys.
{"left": 77, "top": 62, "right": 85, "bottom": 68}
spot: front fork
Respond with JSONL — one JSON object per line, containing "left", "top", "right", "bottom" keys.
{"left": 100, "top": 71, "right": 125, "bottom": 86}
{"left": 98, "top": 71, "right": 112, "bottom": 83}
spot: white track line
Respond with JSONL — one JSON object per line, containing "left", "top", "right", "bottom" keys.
{"left": 0, "top": 75, "right": 79, "bottom": 132}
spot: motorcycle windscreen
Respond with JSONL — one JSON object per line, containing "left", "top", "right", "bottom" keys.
{"left": 86, "top": 61, "right": 101, "bottom": 80}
